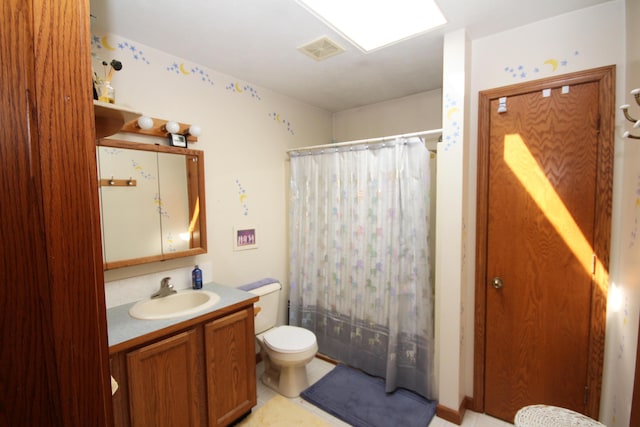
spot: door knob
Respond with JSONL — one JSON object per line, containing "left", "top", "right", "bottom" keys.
{"left": 491, "top": 277, "right": 504, "bottom": 289}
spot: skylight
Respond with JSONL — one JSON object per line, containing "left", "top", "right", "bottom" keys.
{"left": 297, "top": 0, "right": 447, "bottom": 52}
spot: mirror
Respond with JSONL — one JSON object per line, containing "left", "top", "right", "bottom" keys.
{"left": 97, "top": 139, "right": 206, "bottom": 269}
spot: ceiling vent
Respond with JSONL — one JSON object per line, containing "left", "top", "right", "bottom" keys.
{"left": 298, "top": 36, "right": 346, "bottom": 61}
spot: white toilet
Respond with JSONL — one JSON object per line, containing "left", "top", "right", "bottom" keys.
{"left": 247, "top": 281, "right": 318, "bottom": 398}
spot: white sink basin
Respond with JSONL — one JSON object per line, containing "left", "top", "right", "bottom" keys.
{"left": 129, "top": 290, "right": 220, "bottom": 320}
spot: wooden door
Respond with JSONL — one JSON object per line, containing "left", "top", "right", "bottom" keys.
{"left": 205, "top": 307, "right": 257, "bottom": 427}
{"left": 474, "top": 67, "right": 614, "bottom": 422}
{"left": 127, "top": 329, "right": 206, "bottom": 427}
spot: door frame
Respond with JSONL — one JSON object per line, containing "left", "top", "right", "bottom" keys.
{"left": 473, "top": 65, "right": 615, "bottom": 419}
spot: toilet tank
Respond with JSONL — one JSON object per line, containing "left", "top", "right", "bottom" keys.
{"left": 241, "top": 280, "right": 282, "bottom": 335}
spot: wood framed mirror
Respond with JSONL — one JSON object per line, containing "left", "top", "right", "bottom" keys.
{"left": 97, "top": 139, "right": 207, "bottom": 269}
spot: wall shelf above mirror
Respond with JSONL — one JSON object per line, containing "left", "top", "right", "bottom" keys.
{"left": 93, "top": 100, "right": 199, "bottom": 142}
{"left": 94, "top": 100, "right": 141, "bottom": 139}
{"left": 96, "top": 139, "right": 207, "bottom": 270}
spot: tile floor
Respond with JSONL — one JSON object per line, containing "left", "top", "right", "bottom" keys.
{"left": 254, "top": 357, "right": 514, "bottom": 427}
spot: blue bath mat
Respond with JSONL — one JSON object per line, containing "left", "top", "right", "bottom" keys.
{"left": 301, "top": 364, "right": 437, "bottom": 427}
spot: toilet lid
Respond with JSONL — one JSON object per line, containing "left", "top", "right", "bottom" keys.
{"left": 263, "top": 326, "right": 316, "bottom": 353}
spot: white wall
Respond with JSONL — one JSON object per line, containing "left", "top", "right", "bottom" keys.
{"left": 600, "top": 1, "right": 640, "bottom": 425}
{"left": 470, "top": 1, "right": 628, "bottom": 424}
{"left": 332, "top": 90, "right": 442, "bottom": 142}
{"left": 437, "top": 29, "right": 472, "bottom": 414}
{"left": 95, "top": 34, "right": 332, "bottom": 328}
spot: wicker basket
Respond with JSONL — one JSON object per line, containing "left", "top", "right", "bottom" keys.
{"left": 515, "top": 405, "right": 606, "bottom": 427}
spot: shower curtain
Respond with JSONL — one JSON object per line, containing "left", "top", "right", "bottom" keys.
{"left": 288, "top": 137, "right": 435, "bottom": 399}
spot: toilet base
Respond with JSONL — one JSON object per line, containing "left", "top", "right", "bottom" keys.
{"left": 261, "top": 364, "right": 310, "bottom": 398}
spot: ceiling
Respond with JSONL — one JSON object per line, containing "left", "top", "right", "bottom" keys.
{"left": 90, "top": 0, "right": 613, "bottom": 112}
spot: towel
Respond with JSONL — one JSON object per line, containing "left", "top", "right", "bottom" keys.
{"left": 238, "top": 278, "right": 280, "bottom": 292}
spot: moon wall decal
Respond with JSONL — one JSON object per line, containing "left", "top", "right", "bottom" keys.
{"left": 101, "top": 36, "right": 116, "bottom": 51}
{"left": 179, "top": 63, "right": 190, "bottom": 75}
{"left": 544, "top": 59, "right": 559, "bottom": 72}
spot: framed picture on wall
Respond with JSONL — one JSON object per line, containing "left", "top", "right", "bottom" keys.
{"left": 233, "top": 226, "right": 258, "bottom": 250}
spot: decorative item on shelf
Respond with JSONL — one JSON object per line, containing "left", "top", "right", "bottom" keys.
{"left": 97, "top": 80, "right": 115, "bottom": 104}
{"left": 94, "top": 59, "right": 123, "bottom": 104}
{"left": 620, "top": 88, "right": 640, "bottom": 140}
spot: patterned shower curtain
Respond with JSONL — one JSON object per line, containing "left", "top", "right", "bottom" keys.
{"left": 288, "top": 137, "right": 435, "bottom": 399}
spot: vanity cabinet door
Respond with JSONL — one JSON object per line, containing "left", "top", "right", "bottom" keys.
{"left": 204, "top": 307, "right": 257, "bottom": 427}
{"left": 127, "top": 328, "right": 206, "bottom": 427}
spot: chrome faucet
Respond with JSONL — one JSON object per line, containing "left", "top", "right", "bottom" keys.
{"left": 151, "top": 277, "right": 177, "bottom": 298}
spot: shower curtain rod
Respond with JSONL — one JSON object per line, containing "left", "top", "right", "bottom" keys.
{"left": 286, "top": 128, "right": 442, "bottom": 154}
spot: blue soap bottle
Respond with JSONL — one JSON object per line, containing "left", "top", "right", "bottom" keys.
{"left": 192, "top": 265, "right": 203, "bottom": 289}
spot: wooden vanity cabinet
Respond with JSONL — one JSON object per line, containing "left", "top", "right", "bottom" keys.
{"left": 111, "top": 305, "right": 256, "bottom": 427}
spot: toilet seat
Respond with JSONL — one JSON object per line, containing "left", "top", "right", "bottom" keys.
{"left": 263, "top": 326, "right": 316, "bottom": 353}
